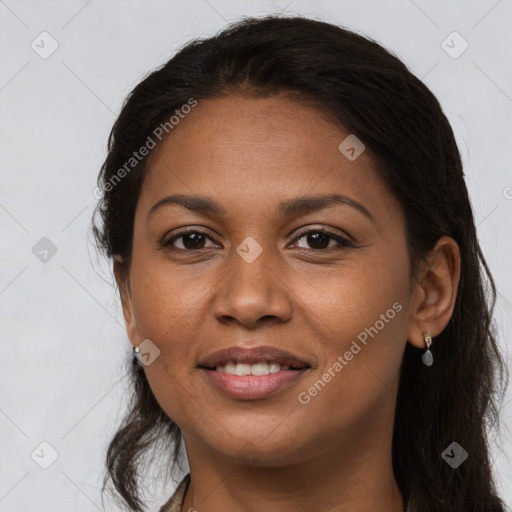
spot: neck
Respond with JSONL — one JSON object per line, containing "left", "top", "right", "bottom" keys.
{"left": 181, "top": 427, "right": 404, "bottom": 512}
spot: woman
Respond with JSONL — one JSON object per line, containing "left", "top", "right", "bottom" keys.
{"left": 92, "top": 15, "right": 509, "bottom": 512}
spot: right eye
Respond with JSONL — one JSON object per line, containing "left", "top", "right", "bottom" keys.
{"left": 162, "top": 229, "right": 220, "bottom": 251}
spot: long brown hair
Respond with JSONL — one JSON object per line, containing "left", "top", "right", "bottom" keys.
{"left": 92, "top": 15, "right": 510, "bottom": 512}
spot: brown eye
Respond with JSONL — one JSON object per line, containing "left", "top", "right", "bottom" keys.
{"left": 292, "top": 228, "right": 354, "bottom": 251}
{"left": 299, "top": 232, "right": 332, "bottom": 250}
{"left": 164, "top": 230, "right": 217, "bottom": 251}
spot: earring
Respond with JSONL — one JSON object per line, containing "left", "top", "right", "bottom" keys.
{"left": 422, "top": 334, "right": 433, "bottom": 366}
{"left": 133, "top": 345, "right": 143, "bottom": 367}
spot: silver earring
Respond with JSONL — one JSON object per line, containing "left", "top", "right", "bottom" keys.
{"left": 422, "top": 334, "right": 433, "bottom": 366}
{"left": 133, "top": 345, "right": 143, "bottom": 366}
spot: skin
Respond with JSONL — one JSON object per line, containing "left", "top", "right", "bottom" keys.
{"left": 114, "top": 94, "right": 461, "bottom": 512}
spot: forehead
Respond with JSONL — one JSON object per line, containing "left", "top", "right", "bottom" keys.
{"left": 139, "top": 95, "right": 396, "bottom": 222}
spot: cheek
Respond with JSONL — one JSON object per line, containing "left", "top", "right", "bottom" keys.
{"left": 130, "top": 270, "right": 199, "bottom": 364}
{"left": 302, "top": 246, "right": 408, "bottom": 345}
{"left": 130, "top": 252, "right": 210, "bottom": 342}
{"left": 295, "top": 251, "right": 409, "bottom": 414}
{"left": 128, "top": 254, "right": 219, "bottom": 427}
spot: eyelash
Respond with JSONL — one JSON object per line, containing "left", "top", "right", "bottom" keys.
{"left": 161, "top": 226, "right": 355, "bottom": 253}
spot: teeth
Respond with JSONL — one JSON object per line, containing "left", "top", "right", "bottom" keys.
{"left": 215, "top": 361, "right": 293, "bottom": 375}
{"left": 269, "top": 363, "right": 280, "bottom": 373}
{"left": 224, "top": 362, "right": 236, "bottom": 374}
{"left": 235, "top": 363, "right": 251, "bottom": 376}
{"left": 250, "top": 362, "right": 269, "bottom": 375}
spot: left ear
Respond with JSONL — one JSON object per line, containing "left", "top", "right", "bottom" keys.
{"left": 407, "top": 236, "right": 461, "bottom": 348}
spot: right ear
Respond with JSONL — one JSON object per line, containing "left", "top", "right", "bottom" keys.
{"left": 113, "top": 255, "right": 139, "bottom": 347}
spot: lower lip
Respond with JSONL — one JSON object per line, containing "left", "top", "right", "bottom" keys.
{"left": 199, "top": 368, "right": 309, "bottom": 400}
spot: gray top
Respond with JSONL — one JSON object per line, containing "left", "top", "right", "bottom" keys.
{"left": 159, "top": 474, "right": 191, "bottom": 512}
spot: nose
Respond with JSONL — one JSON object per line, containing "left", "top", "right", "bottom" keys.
{"left": 212, "top": 242, "right": 293, "bottom": 329}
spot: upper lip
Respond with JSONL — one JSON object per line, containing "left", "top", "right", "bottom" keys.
{"left": 198, "top": 345, "right": 312, "bottom": 369}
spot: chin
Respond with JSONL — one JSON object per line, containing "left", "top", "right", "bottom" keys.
{"left": 205, "top": 433, "right": 307, "bottom": 467}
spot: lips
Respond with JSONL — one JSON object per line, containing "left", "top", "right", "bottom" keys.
{"left": 197, "top": 345, "right": 313, "bottom": 400}
{"left": 200, "top": 367, "right": 308, "bottom": 400}
{"left": 198, "top": 345, "right": 312, "bottom": 370}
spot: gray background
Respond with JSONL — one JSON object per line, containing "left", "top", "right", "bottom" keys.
{"left": 1, "top": 0, "right": 511, "bottom": 510}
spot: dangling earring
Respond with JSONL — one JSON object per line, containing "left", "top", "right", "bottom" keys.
{"left": 422, "top": 333, "right": 433, "bottom": 366}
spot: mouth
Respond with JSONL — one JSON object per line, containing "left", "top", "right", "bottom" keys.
{"left": 197, "top": 345, "right": 312, "bottom": 400}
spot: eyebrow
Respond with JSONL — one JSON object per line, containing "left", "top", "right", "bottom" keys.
{"left": 147, "top": 193, "right": 374, "bottom": 222}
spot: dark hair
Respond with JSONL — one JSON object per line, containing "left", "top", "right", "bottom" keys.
{"left": 92, "top": 14, "right": 510, "bottom": 512}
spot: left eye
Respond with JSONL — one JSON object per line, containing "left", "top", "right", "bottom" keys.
{"left": 291, "top": 229, "right": 353, "bottom": 251}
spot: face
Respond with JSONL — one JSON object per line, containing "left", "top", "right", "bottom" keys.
{"left": 118, "top": 94, "right": 417, "bottom": 466}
